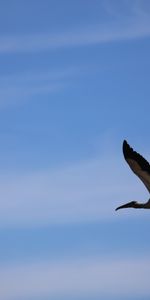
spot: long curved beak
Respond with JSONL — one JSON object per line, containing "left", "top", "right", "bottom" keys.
{"left": 115, "top": 201, "right": 134, "bottom": 211}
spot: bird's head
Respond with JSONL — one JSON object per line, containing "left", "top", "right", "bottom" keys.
{"left": 115, "top": 201, "right": 137, "bottom": 211}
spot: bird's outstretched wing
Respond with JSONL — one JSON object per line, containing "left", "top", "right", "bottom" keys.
{"left": 123, "top": 140, "right": 150, "bottom": 193}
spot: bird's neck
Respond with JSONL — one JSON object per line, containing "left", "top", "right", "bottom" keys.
{"left": 144, "top": 199, "right": 150, "bottom": 208}
{"left": 136, "top": 201, "right": 150, "bottom": 209}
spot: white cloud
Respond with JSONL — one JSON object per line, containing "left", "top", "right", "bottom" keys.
{"left": 102, "top": 0, "right": 150, "bottom": 19}
{"left": 0, "top": 69, "right": 74, "bottom": 108}
{"left": 0, "top": 151, "right": 148, "bottom": 228}
{"left": 0, "top": 3, "right": 150, "bottom": 54}
{"left": 0, "top": 82, "right": 63, "bottom": 108}
{"left": 1, "top": 256, "right": 150, "bottom": 299}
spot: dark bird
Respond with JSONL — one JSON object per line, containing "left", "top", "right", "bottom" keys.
{"left": 116, "top": 140, "right": 150, "bottom": 211}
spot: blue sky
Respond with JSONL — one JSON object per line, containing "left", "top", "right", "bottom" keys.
{"left": 0, "top": 0, "right": 150, "bottom": 299}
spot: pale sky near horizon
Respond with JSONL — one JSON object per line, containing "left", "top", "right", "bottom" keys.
{"left": 0, "top": 1, "right": 150, "bottom": 299}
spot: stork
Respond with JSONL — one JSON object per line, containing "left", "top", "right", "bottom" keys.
{"left": 116, "top": 140, "right": 150, "bottom": 211}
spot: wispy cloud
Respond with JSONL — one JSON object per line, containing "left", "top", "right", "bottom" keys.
{"left": 0, "top": 20, "right": 149, "bottom": 54}
{"left": 1, "top": 256, "right": 150, "bottom": 299}
{"left": 0, "top": 151, "right": 147, "bottom": 228}
{"left": 0, "top": 2, "right": 150, "bottom": 54}
{"left": 102, "top": 0, "right": 150, "bottom": 19}
{"left": 0, "top": 68, "right": 75, "bottom": 108}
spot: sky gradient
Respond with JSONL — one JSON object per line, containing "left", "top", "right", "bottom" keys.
{"left": 0, "top": 0, "right": 150, "bottom": 299}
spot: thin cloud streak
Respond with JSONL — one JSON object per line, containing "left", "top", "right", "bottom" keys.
{"left": 0, "top": 153, "right": 147, "bottom": 228}
{"left": 1, "top": 257, "right": 150, "bottom": 299}
{"left": 0, "top": 68, "right": 75, "bottom": 108}
{"left": 102, "top": 0, "right": 150, "bottom": 19}
{"left": 0, "top": 16, "right": 150, "bottom": 54}
{"left": 0, "top": 83, "right": 64, "bottom": 108}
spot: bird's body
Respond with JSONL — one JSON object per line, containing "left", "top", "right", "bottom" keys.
{"left": 116, "top": 140, "right": 150, "bottom": 211}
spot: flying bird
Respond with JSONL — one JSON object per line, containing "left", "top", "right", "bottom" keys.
{"left": 116, "top": 140, "right": 150, "bottom": 211}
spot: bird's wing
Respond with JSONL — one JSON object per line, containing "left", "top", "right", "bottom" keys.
{"left": 123, "top": 140, "right": 150, "bottom": 193}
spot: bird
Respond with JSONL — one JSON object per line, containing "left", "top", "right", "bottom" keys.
{"left": 115, "top": 140, "right": 150, "bottom": 211}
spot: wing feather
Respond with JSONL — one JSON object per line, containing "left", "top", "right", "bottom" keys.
{"left": 123, "top": 140, "right": 150, "bottom": 193}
